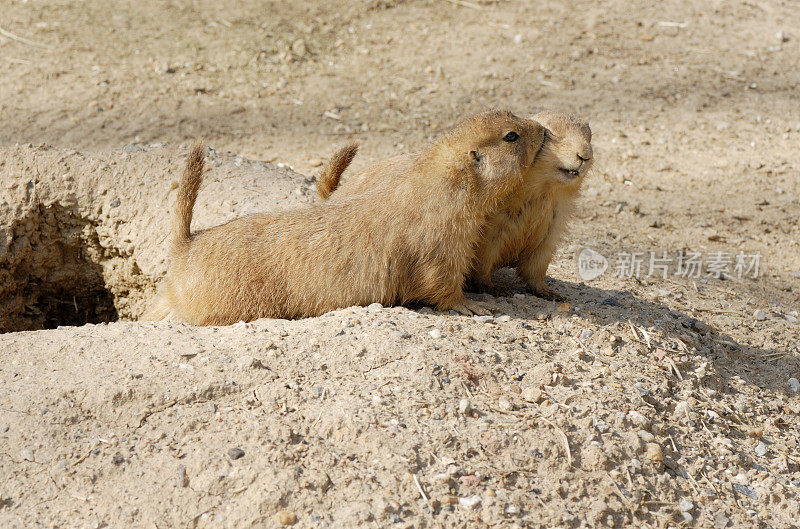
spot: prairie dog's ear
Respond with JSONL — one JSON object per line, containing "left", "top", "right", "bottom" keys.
{"left": 469, "top": 149, "right": 488, "bottom": 179}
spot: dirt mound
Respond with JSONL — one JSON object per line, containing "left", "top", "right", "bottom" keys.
{"left": 0, "top": 143, "right": 314, "bottom": 331}
{"left": 2, "top": 296, "right": 799, "bottom": 528}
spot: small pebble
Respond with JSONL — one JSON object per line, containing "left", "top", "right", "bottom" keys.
{"left": 275, "top": 510, "right": 297, "bottom": 525}
{"left": 601, "top": 297, "right": 620, "bottom": 306}
{"left": 227, "top": 447, "right": 245, "bottom": 460}
{"left": 645, "top": 443, "right": 663, "bottom": 462}
{"left": 678, "top": 499, "right": 694, "bottom": 512}
{"left": 714, "top": 512, "right": 730, "bottom": 529}
{"left": 674, "top": 401, "right": 691, "bottom": 419}
{"left": 754, "top": 442, "right": 767, "bottom": 457}
{"left": 458, "top": 398, "right": 472, "bottom": 415}
{"left": 177, "top": 464, "right": 189, "bottom": 487}
{"left": 579, "top": 329, "right": 593, "bottom": 340}
{"left": 497, "top": 315, "right": 511, "bottom": 322}
{"left": 522, "top": 387, "right": 542, "bottom": 403}
{"left": 366, "top": 302, "right": 383, "bottom": 311}
{"left": 291, "top": 38, "right": 307, "bottom": 57}
{"left": 430, "top": 472, "right": 450, "bottom": 484}
{"left": 627, "top": 410, "right": 650, "bottom": 428}
{"left": 473, "top": 315, "right": 493, "bottom": 324}
{"left": 112, "top": 453, "right": 124, "bottom": 465}
{"left": 458, "top": 495, "right": 482, "bottom": 509}
{"left": 429, "top": 329, "right": 442, "bottom": 339}
{"left": 556, "top": 302, "right": 571, "bottom": 314}
{"left": 637, "top": 430, "right": 655, "bottom": 442}
{"left": 237, "top": 355, "right": 256, "bottom": 369}
{"left": 732, "top": 483, "right": 758, "bottom": 500}
{"left": 788, "top": 378, "right": 800, "bottom": 393}
{"left": 754, "top": 309, "right": 766, "bottom": 321}
{"left": 22, "top": 449, "right": 34, "bottom": 462}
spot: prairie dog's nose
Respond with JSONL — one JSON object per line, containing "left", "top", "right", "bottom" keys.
{"left": 577, "top": 145, "right": 593, "bottom": 162}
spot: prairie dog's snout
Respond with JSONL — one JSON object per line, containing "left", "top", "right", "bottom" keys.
{"left": 531, "top": 110, "right": 593, "bottom": 182}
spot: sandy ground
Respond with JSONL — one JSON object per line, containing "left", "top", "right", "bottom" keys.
{"left": 1, "top": 0, "right": 799, "bottom": 527}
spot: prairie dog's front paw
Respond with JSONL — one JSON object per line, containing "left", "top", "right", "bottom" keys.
{"left": 528, "top": 283, "right": 564, "bottom": 302}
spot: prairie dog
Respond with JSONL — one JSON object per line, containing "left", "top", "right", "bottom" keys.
{"left": 316, "top": 110, "right": 593, "bottom": 300}
{"left": 143, "top": 110, "right": 545, "bottom": 325}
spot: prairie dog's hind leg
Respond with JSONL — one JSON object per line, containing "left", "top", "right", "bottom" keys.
{"left": 516, "top": 245, "right": 564, "bottom": 302}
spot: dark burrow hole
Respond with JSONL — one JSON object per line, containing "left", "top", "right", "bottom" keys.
{"left": 17, "top": 261, "right": 119, "bottom": 331}
{"left": 1, "top": 204, "right": 148, "bottom": 332}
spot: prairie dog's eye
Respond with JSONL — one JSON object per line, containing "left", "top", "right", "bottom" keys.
{"left": 503, "top": 131, "right": 519, "bottom": 142}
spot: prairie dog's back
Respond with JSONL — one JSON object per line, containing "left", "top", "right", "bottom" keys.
{"left": 168, "top": 183, "right": 417, "bottom": 322}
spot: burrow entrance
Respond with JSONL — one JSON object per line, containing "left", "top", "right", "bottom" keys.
{"left": 1, "top": 204, "right": 153, "bottom": 332}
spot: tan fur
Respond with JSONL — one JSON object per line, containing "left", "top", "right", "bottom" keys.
{"left": 143, "top": 110, "right": 544, "bottom": 325}
{"left": 317, "top": 142, "right": 358, "bottom": 199}
{"left": 173, "top": 143, "right": 205, "bottom": 249}
{"left": 316, "top": 110, "right": 593, "bottom": 300}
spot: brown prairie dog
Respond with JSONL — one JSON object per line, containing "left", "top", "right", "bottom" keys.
{"left": 143, "top": 110, "right": 545, "bottom": 325}
{"left": 316, "top": 110, "right": 593, "bottom": 300}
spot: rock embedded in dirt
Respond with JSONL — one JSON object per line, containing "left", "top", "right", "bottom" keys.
{"left": 637, "top": 430, "right": 654, "bottom": 442}
{"left": 645, "top": 443, "right": 663, "bottom": 462}
{"left": 177, "top": 465, "right": 189, "bottom": 488}
{"left": 732, "top": 483, "right": 758, "bottom": 500}
{"left": 458, "top": 495, "right": 482, "bottom": 509}
{"left": 237, "top": 355, "right": 257, "bottom": 369}
{"left": 275, "top": 510, "right": 297, "bottom": 525}
{"left": 227, "top": 448, "right": 245, "bottom": 460}
{"left": 674, "top": 400, "right": 691, "bottom": 420}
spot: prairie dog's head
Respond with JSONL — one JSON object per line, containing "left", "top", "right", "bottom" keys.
{"left": 529, "top": 110, "right": 593, "bottom": 186}
{"left": 433, "top": 110, "right": 545, "bottom": 202}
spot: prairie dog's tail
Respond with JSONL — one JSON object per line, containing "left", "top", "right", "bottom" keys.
{"left": 173, "top": 142, "right": 205, "bottom": 252}
{"left": 316, "top": 142, "right": 358, "bottom": 199}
